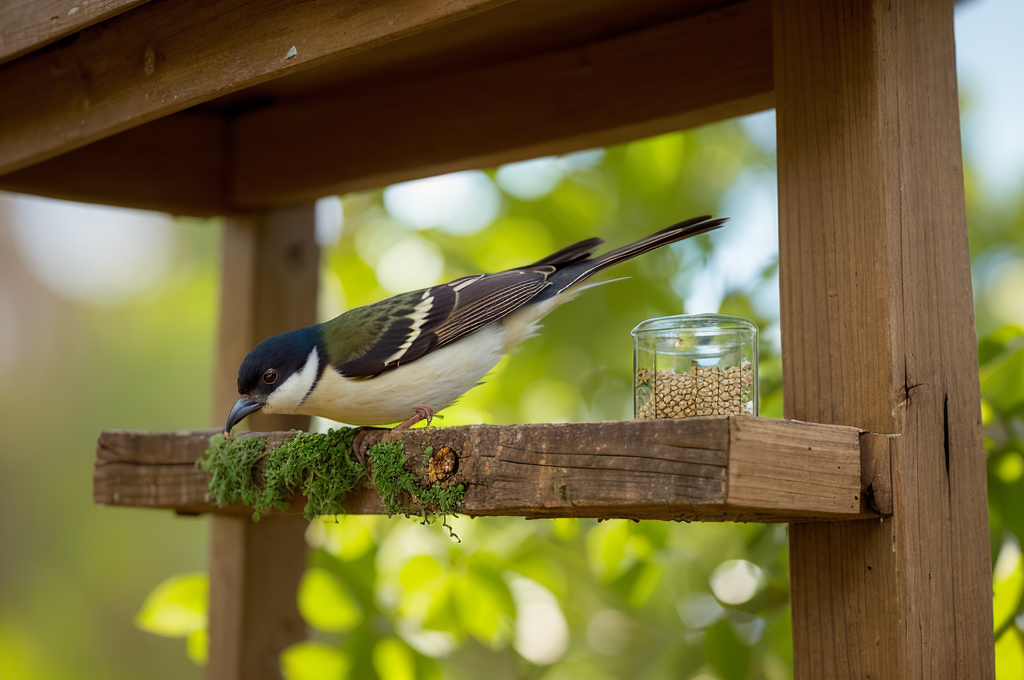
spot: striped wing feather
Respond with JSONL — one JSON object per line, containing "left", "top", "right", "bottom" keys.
{"left": 335, "top": 268, "right": 552, "bottom": 377}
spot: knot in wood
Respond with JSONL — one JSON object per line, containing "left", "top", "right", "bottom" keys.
{"left": 427, "top": 445, "right": 458, "bottom": 484}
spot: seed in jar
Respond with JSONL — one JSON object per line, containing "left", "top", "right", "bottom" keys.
{"left": 635, "top": 361, "right": 754, "bottom": 419}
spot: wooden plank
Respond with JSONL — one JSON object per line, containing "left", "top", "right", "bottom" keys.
{"left": 774, "top": 0, "right": 994, "bottom": 677}
{"left": 208, "top": 513, "right": 308, "bottom": 680}
{"left": 93, "top": 416, "right": 873, "bottom": 522}
{"left": 232, "top": 0, "right": 773, "bottom": 207}
{"left": 726, "top": 417, "right": 862, "bottom": 516}
{"left": 0, "top": 112, "right": 227, "bottom": 216}
{"left": 0, "top": 0, "right": 510, "bottom": 176}
{"left": 0, "top": 0, "right": 147, "bottom": 65}
{"left": 205, "top": 207, "right": 319, "bottom": 680}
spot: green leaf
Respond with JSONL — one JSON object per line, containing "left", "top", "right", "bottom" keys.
{"left": 186, "top": 628, "right": 208, "bottom": 666}
{"left": 548, "top": 179, "right": 609, "bottom": 233}
{"left": 475, "top": 216, "right": 555, "bottom": 272}
{"left": 628, "top": 560, "right": 665, "bottom": 608}
{"left": 551, "top": 507, "right": 582, "bottom": 532}
{"left": 624, "top": 133, "right": 686, "bottom": 195}
{"left": 507, "top": 556, "right": 568, "bottom": 602}
{"left": 978, "top": 326, "right": 1024, "bottom": 367}
{"left": 994, "top": 540, "right": 1024, "bottom": 634}
{"left": 313, "top": 516, "right": 378, "bottom": 561}
{"left": 298, "top": 567, "right": 363, "bottom": 632}
{"left": 587, "top": 520, "right": 633, "bottom": 582}
{"left": 373, "top": 638, "right": 416, "bottom": 680}
{"left": 996, "top": 629, "right": 1024, "bottom": 679}
{"left": 399, "top": 555, "right": 459, "bottom": 635}
{"left": 997, "top": 452, "right": 1024, "bottom": 485}
{"left": 134, "top": 572, "right": 208, "bottom": 637}
{"left": 454, "top": 560, "right": 515, "bottom": 647}
{"left": 981, "top": 345, "right": 1024, "bottom": 414}
{"left": 704, "top": 619, "right": 752, "bottom": 680}
{"left": 281, "top": 641, "right": 349, "bottom": 680}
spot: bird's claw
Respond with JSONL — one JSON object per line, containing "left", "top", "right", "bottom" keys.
{"left": 352, "top": 428, "right": 389, "bottom": 466}
{"left": 352, "top": 407, "right": 437, "bottom": 465}
{"left": 392, "top": 405, "right": 435, "bottom": 435}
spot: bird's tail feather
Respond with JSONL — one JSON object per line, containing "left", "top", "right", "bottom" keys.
{"left": 528, "top": 236, "right": 605, "bottom": 267}
{"left": 556, "top": 215, "right": 727, "bottom": 291}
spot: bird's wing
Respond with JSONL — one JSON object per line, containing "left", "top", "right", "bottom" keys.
{"left": 330, "top": 267, "right": 554, "bottom": 377}
{"left": 327, "top": 217, "right": 725, "bottom": 378}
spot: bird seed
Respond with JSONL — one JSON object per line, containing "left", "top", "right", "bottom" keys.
{"left": 635, "top": 361, "right": 754, "bottom": 419}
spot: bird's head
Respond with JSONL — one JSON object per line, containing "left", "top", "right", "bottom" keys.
{"left": 224, "top": 326, "right": 323, "bottom": 435}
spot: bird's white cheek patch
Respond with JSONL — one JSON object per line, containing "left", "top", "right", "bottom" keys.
{"left": 265, "top": 348, "right": 319, "bottom": 414}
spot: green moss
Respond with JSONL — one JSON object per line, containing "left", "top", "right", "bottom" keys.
{"left": 201, "top": 433, "right": 267, "bottom": 510}
{"left": 365, "top": 440, "right": 466, "bottom": 520}
{"left": 201, "top": 428, "right": 364, "bottom": 520}
{"left": 200, "top": 430, "right": 465, "bottom": 526}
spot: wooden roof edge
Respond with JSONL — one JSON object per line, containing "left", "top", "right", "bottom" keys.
{"left": 0, "top": 0, "right": 149, "bottom": 66}
{"left": 231, "top": 0, "right": 774, "bottom": 208}
{"left": 0, "top": 0, "right": 512, "bottom": 177}
{"left": 0, "top": 0, "right": 773, "bottom": 216}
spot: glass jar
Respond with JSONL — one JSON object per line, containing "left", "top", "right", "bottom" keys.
{"left": 632, "top": 314, "right": 758, "bottom": 419}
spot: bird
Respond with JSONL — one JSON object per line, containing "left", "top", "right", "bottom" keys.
{"left": 224, "top": 214, "right": 726, "bottom": 436}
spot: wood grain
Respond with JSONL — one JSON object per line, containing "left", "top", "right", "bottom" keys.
{"left": 775, "top": 0, "right": 994, "bottom": 677}
{"left": 0, "top": 0, "right": 510, "bottom": 175}
{"left": 0, "top": 112, "right": 227, "bottom": 216}
{"left": 205, "top": 207, "right": 319, "bottom": 680}
{"left": 208, "top": 514, "right": 308, "bottom": 680}
{"left": 93, "top": 417, "right": 875, "bottom": 522}
{"left": 0, "top": 0, "right": 147, "bottom": 65}
{"left": 726, "top": 417, "right": 862, "bottom": 516}
{"left": 231, "top": 0, "right": 773, "bottom": 207}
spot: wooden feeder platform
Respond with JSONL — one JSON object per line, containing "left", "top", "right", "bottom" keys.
{"left": 0, "top": 0, "right": 995, "bottom": 678}
{"left": 93, "top": 417, "right": 893, "bottom": 521}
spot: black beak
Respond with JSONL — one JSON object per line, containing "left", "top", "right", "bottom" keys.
{"left": 224, "top": 397, "right": 263, "bottom": 436}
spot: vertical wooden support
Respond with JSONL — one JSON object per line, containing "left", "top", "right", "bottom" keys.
{"left": 775, "top": 1, "right": 994, "bottom": 677}
{"left": 207, "top": 206, "right": 319, "bottom": 679}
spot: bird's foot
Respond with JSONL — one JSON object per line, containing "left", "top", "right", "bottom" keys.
{"left": 352, "top": 429, "right": 380, "bottom": 467}
{"left": 384, "top": 405, "right": 436, "bottom": 442}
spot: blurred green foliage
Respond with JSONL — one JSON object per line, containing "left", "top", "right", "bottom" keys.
{"left": 135, "top": 572, "right": 209, "bottom": 665}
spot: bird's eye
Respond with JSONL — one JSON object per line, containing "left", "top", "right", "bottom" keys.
{"left": 262, "top": 369, "right": 277, "bottom": 385}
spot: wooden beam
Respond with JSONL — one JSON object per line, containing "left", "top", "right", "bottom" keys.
{"left": 212, "top": 207, "right": 321, "bottom": 420}
{"left": 208, "top": 511, "right": 308, "bottom": 680}
{"left": 93, "top": 417, "right": 882, "bottom": 522}
{"left": 0, "top": 112, "right": 228, "bottom": 216}
{"left": 0, "top": 0, "right": 510, "bottom": 176}
{"left": 205, "top": 207, "right": 319, "bottom": 680}
{"left": 0, "top": 0, "right": 148, "bottom": 65}
{"left": 774, "top": 0, "right": 994, "bottom": 677}
{"left": 232, "top": 0, "right": 773, "bottom": 207}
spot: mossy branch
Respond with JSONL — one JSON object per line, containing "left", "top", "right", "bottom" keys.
{"left": 199, "top": 429, "right": 464, "bottom": 526}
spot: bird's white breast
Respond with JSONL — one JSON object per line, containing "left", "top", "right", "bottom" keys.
{"left": 297, "top": 323, "right": 509, "bottom": 426}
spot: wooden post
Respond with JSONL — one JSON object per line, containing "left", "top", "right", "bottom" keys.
{"left": 775, "top": 0, "right": 994, "bottom": 677}
{"left": 206, "top": 206, "right": 319, "bottom": 679}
